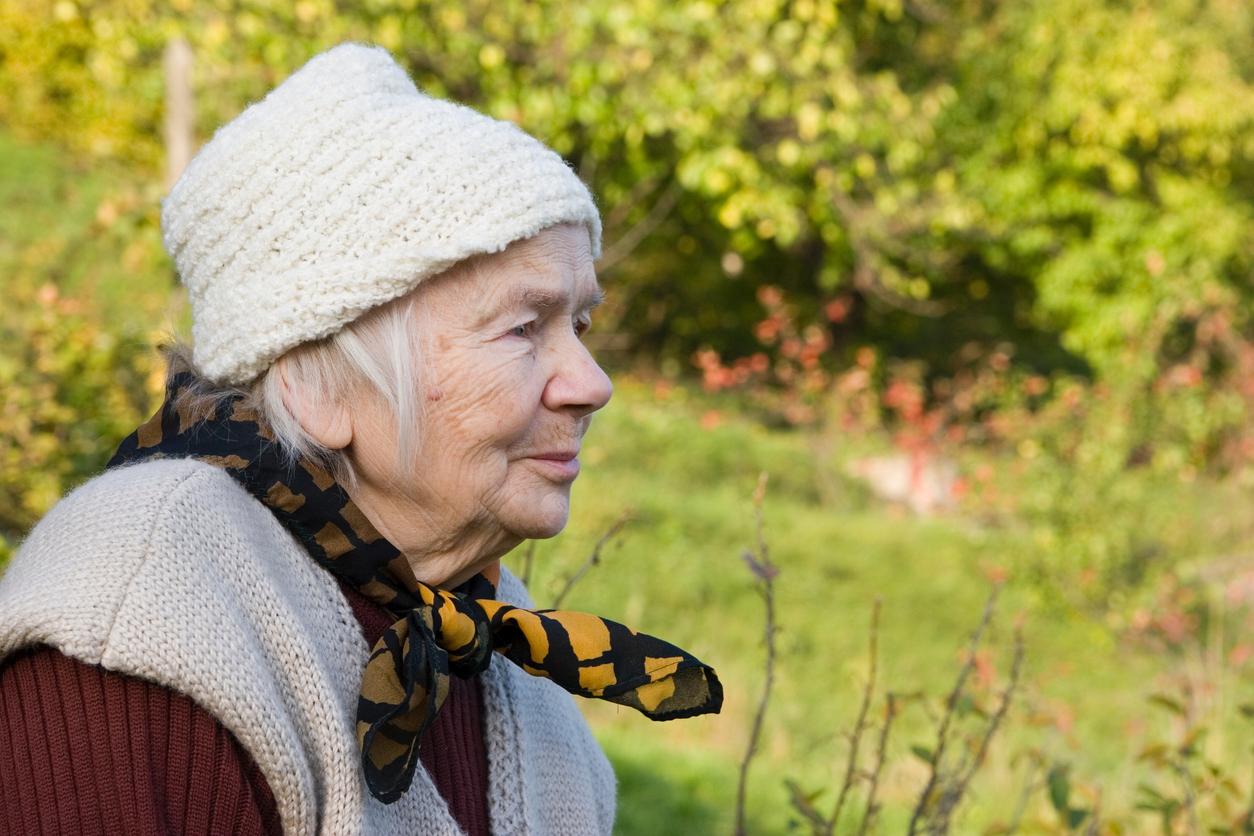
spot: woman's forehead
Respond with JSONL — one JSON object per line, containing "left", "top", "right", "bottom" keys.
{"left": 504, "top": 224, "right": 594, "bottom": 274}
{"left": 475, "top": 230, "right": 601, "bottom": 306}
{"left": 419, "top": 253, "right": 601, "bottom": 332}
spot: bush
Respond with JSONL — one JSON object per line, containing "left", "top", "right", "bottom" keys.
{"left": 0, "top": 283, "right": 159, "bottom": 563}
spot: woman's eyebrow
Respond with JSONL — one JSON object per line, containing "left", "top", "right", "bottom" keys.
{"left": 485, "top": 282, "right": 606, "bottom": 323}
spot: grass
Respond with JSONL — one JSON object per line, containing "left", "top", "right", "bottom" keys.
{"left": 509, "top": 375, "right": 1254, "bottom": 834}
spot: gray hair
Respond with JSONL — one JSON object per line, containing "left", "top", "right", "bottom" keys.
{"left": 161, "top": 289, "right": 429, "bottom": 491}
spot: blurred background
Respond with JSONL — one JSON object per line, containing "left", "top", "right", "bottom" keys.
{"left": 1, "top": 0, "right": 1252, "bottom": 832}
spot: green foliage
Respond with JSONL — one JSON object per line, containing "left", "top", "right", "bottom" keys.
{"left": 1019, "top": 685, "right": 1254, "bottom": 833}
{"left": 597, "top": 724, "right": 778, "bottom": 835}
{"left": 951, "top": 0, "right": 1254, "bottom": 378}
{"left": 0, "top": 134, "right": 165, "bottom": 563}
{"left": 2, "top": 0, "right": 1249, "bottom": 389}
{"left": 2, "top": 1, "right": 1254, "bottom": 828}
{"left": 0, "top": 283, "right": 157, "bottom": 561}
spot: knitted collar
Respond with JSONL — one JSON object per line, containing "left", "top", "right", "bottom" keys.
{"left": 108, "top": 372, "right": 722, "bottom": 803}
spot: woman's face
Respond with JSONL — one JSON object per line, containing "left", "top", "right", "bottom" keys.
{"left": 345, "top": 223, "right": 613, "bottom": 585}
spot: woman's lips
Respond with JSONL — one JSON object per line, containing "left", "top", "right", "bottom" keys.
{"left": 527, "top": 454, "right": 580, "bottom": 481}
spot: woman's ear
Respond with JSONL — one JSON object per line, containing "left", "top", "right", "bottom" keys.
{"left": 276, "top": 362, "right": 353, "bottom": 451}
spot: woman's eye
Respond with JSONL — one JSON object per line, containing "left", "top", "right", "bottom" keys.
{"left": 507, "top": 318, "right": 589, "bottom": 339}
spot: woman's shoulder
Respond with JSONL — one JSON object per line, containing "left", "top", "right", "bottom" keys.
{"left": 7, "top": 456, "right": 293, "bottom": 568}
{"left": 9, "top": 457, "right": 268, "bottom": 569}
{"left": 0, "top": 457, "right": 364, "bottom": 835}
{"left": 0, "top": 457, "right": 340, "bottom": 667}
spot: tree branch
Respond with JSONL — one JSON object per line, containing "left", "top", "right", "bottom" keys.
{"left": 597, "top": 181, "right": 682, "bottom": 272}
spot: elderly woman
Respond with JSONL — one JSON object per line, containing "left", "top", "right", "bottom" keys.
{"left": 0, "top": 43, "right": 719, "bottom": 835}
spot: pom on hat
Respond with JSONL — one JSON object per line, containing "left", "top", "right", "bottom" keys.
{"left": 162, "top": 42, "right": 603, "bottom": 385}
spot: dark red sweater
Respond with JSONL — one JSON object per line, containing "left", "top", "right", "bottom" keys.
{"left": 0, "top": 581, "right": 490, "bottom": 836}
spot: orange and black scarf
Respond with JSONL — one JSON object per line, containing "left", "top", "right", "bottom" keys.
{"left": 108, "top": 372, "right": 722, "bottom": 803}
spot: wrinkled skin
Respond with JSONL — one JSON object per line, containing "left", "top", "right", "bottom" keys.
{"left": 293, "top": 223, "right": 613, "bottom": 588}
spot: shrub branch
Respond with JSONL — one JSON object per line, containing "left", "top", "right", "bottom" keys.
{"left": 907, "top": 584, "right": 1004, "bottom": 835}
{"left": 736, "top": 472, "right": 778, "bottom": 836}
{"left": 831, "top": 597, "right": 883, "bottom": 832}
{"left": 857, "top": 692, "right": 899, "bottom": 836}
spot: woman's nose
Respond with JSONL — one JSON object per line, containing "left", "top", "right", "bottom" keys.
{"left": 542, "top": 337, "right": 613, "bottom": 417}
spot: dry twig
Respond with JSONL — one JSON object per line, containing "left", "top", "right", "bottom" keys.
{"left": 830, "top": 598, "right": 884, "bottom": 832}
{"left": 857, "top": 693, "right": 899, "bottom": 836}
{"left": 735, "top": 472, "right": 778, "bottom": 836}
{"left": 550, "top": 510, "right": 632, "bottom": 609}
{"left": 597, "top": 181, "right": 682, "bottom": 272}
{"left": 1004, "top": 758, "right": 1040, "bottom": 835}
{"left": 907, "top": 584, "right": 1003, "bottom": 835}
{"left": 1084, "top": 790, "right": 1103, "bottom": 836}
{"left": 931, "top": 623, "right": 1025, "bottom": 832}
{"left": 519, "top": 540, "right": 537, "bottom": 590}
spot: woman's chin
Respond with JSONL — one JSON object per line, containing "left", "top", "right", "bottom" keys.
{"left": 522, "top": 517, "right": 569, "bottom": 540}
{"left": 509, "top": 497, "right": 571, "bottom": 540}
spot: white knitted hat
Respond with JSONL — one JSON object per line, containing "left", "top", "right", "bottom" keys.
{"left": 162, "top": 42, "right": 603, "bottom": 385}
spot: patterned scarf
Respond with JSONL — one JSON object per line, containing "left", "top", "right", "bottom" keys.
{"left": 107, "top": 371, "right": 723, "bottom": 803}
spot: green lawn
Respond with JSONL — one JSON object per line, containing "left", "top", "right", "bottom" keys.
{"left": 509, "top": 376, "right": 1254, "bottom": 834}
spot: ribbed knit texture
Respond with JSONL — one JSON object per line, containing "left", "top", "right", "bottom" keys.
{"left": 0, "top": 580, "right": 490, "bottom": 836}
{"left": 0, "top": 457, "right": 616, "bottom": 834}
{"left": 419, "top": 679, "right": 491, "bottom": 836}
{"left": 0, "top": 647, "right": 281, "bottom": 836}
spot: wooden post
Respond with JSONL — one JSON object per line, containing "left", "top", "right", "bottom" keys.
{"left": 164, "top": 37, "right": 194, "bottom": 189}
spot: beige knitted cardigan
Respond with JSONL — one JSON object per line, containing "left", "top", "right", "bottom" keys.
{"left": 0, "top": 458, "right": 617, "bottom": 835}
